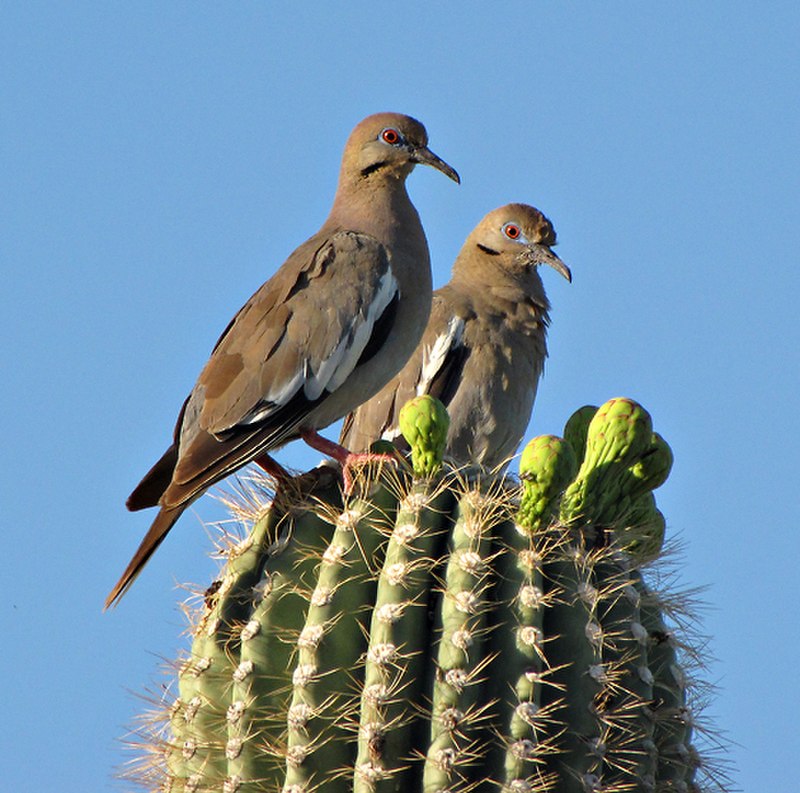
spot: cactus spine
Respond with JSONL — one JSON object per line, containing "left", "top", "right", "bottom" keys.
{"left": 128, "top": 397, "right": 728, "bottom": 793}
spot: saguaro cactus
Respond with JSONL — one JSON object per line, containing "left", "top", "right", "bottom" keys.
{"left": 128, "top": 397, "right": 728, "bottom": 793}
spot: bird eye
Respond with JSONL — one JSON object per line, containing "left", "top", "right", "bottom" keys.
{"left": 503, "top": 223, "right": 522, "bottom": 240}
{"left": 380, "top": 128, "right": 402, "bottom": 145}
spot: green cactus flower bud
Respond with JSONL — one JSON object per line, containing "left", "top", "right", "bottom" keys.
{"left": 560, "top": 397, "right": 653, "bottom": 527}
{"left": 517, "top": 434, "right": 578, "bottom": 532}
{"left": 563, "top": 404, "right": 598, "bottom": 464}
{"left": 584, "top": 397, "right": 654, "bottom": 470}
{"left": 398, "top": 395, "right": 450, "bottom": 478}
{"left": 628, "top": 431, "right": 674, "bottom": 496}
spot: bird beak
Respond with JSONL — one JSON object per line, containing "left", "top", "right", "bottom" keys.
{"left": 525, "top": 244, "right": 572, "bottom": 282}
{"left": 412, "top": 146, "right": 461, "bottom": 184}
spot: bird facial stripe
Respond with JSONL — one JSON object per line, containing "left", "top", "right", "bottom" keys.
{"left": 361, "top": 161, "right": 390, "bottom": 177}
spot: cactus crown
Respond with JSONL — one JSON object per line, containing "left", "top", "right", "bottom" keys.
{"left": 124, "top": 398, "right": 730, "bottom": 793}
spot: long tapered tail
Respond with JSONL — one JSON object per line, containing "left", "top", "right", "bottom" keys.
{"left": 104, "top": 506, "right": 184, "bottom": 609}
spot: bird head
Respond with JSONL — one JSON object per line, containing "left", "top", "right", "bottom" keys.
{"left": 468, "top": 203, "right": 572, "bottom": 284}
{"left": 345, "top": 112, "right": 460, "bottom": 184}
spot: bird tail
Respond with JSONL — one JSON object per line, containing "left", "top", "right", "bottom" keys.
{"left": 104, "top": 506, "right": 183, "bottom": 609}
{"left": 126, "top": 444, "right": 179, "bottom": 511}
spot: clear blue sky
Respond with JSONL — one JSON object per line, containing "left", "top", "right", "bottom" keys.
{"left": 2, "top": 3, "right": 797, "bottom": 790}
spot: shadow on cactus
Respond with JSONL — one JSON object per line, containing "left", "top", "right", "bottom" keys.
{"left": 125, "top": 396, "right": 731, "bottom": 793}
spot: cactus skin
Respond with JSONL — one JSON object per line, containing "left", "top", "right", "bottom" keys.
{"left": 425, "top": 483, "right": 504, "bottom": 793}
{"left": 130, "top": 398, "right": 727, "bottom": 793}
{"left": 282, "top": 474, "right": 398, "bottom": 793}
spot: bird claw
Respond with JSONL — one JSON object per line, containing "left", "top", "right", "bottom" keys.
{"left": 340, "top": 450, "right": 402, "bottom": 494}
{"left": 299, "top": 429, "right": 402, "bottom": 494}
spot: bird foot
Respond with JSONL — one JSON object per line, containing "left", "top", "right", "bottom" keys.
{"left": 341, "top": 451, "right": 403, "bottom": 492}
{"left": 299, "top": 429, "right": 399, "bottom": 492}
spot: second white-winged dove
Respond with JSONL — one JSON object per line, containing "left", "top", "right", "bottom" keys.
{"left": 339, "top": 203, "right": 571, "bottom": 469}
{"left": 106, "top": 112, "right": 459, "bottom": 608}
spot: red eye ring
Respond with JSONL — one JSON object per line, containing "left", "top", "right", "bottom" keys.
{"left": 381, "top": 128, "right": 401, "bottom": 145}
{"left": 503, "top": 223, "right": 522, "bottom": 240}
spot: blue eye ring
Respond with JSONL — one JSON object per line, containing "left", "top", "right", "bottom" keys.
{"left": 503, "top": 222, "right": 523, "bottom": 240}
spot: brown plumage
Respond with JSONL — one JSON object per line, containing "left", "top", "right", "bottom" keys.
{"left": 106, "top": 113, "right": 458, "bottom": 609}
{"left": 340, "top": 203, "right": 571, "bottom": 468}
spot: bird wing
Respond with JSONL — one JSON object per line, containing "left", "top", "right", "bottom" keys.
{"left": 159, "top": 230, "right": 398, "bottom": 504}
{"left": 340, "top": 289, "right": 470, "bottom": 448}
{"left": 198, "top": 230, "right": 397, "bottom": 434}
{"left": 415, "top": 304, "right": 469, "bottom": 408}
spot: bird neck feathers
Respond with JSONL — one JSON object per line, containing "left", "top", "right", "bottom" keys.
{"left": 328, "top": 176, "right": 420, "bottom": 246}
{"left": 450, "top": 261, "right": 551, "bottom": 335}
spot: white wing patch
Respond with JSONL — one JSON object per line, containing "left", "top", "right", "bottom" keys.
{"left": 380, "top": 426, "right": 403, "bottom": 442}
{"left": 417, "top": 315, "right": 465, "bottom": 396}
{"left": 246, "top": 267, "right": 399, "bottom": 422}
{"left": 256, "top": 368, "right": 306, "bottom": 417}
{"left": 239, "top": 244, "right": 398, "bottom": 426}
{"left": 312, "top": 267, "right": 398, "bottom": 396}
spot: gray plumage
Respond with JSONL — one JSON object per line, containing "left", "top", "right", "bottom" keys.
{"left": 106, "top": 112, "right": 458, "bottom": 608}
{"left": 339, "top": 203, "right": 571, "bottom": 468}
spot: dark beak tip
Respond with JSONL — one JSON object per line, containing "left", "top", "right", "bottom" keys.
{"left": 529, "top": 247, "right": 571, "bottom": 283}
{"left": 415, "top": 146, "right": 460, "bottom": 184}
{"left": 433, "top": 157, "right": 460, "bottom": 185}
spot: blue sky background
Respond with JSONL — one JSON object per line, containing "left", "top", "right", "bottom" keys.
{"left": 2, "top": 3, "right": 797, "bottom": 790}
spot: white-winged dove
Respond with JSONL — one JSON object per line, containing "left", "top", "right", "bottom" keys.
{"left": 106, "top": 113, "right": 458, "bottom": 608}
{"left": 339, "top": 203, "right": 571, "bottom": 469}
